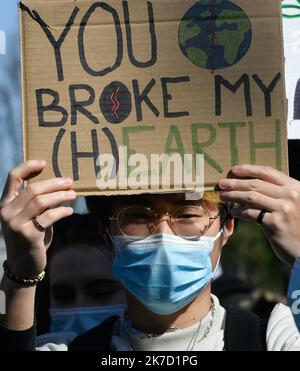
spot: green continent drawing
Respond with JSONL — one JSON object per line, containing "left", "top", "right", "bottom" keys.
{"left": 178, "top": 0, "right": 252, "bottom": 70}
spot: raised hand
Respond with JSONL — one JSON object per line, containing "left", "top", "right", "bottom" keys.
{"left": 0, "top": 161, "right": 76, "bottom": 278}
{"left": 219, "top": 165, "right": 300, "bottom": 265}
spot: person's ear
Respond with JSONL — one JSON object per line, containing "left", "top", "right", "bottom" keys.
{"left": 221, "top": 218, "right": 235, "bottom": 247}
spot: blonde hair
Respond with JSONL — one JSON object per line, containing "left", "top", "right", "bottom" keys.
{"left": 203, "top": 191, "right": 222, "bottom": 206}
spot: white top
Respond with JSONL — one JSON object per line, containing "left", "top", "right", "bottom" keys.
{"left": 111, "top": 295, "right": 300, "bottom": 351}
{"left": 36, "top": 295, "right": 300, "bottom": 351}
{"left": 36, "top": 332, "right": 77, "bottom": 351}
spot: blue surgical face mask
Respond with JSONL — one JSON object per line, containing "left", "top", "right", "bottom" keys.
{"left": 112, "top": 232, "right": 222, "bottom": 315}
{"left": 49, "top": 305, "right": 126, "bottom": 335}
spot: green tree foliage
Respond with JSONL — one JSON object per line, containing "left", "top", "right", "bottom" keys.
{"left": 222, "top": 220, "right": 291, "bottom": 293}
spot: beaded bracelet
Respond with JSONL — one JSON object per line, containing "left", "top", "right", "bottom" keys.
{"left": 3, "top": 260, "right": 45, "bottom": 286}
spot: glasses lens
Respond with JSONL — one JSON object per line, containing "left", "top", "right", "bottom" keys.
{"left": 171, "top": 206, "right": 210, "bottom": 238}
{"left": 117, "top": 206, "right": 154, "bottom": 238}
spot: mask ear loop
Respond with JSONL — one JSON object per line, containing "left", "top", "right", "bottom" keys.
{"left": 211, "top": 229, "right": 224, "bottom": 277}
{"left": 212, "top": 253, "right": 222, "bottom": 277}
{"left": 212, "top": 228, "right": 224, "bottom": 242}
{"left": 198, "top": 229, "right": 224, "bottom": 295}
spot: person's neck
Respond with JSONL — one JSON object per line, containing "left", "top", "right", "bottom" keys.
{"left": 126, "top": 286, "right": 212, "bottom": 334}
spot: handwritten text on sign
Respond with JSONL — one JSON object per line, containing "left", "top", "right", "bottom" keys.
{"left": 20, "top": 0, "right": 286, "bottom": 193}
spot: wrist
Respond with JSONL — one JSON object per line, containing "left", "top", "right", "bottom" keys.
{"left": 3, "top": 260, "right": 45, "bottom": 287}
{"left": 0, "top": 275, "right": 37, "bottom": 331}
{"left": 1, "top": 274, "right": 37, "bottom": 293}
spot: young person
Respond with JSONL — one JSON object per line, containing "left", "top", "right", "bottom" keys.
{"left": 0, "top": 161, "right": 299, "bottom": 351}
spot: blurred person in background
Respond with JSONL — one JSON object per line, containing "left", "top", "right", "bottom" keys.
{"left": 35, "top": 213, "right": 126, "bottom": 351}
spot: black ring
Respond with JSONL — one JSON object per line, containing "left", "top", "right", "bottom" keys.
{"left": 257, "top": 210, "right": 267, "bottom": 225}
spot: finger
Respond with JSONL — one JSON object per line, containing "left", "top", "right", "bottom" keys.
{"left": 3, "top": 177, "right": 73, "bottom": 220}
{"left": 218, "top": 178, "right": 285, "bottom": 199}
{"left": 230, "top": 206, "right": 271, "bottom": 225}
{"left": 229, "top": 165, "right": 298, "bottom": 187}
{"left": 1, "top": 161, "right": 46, "bottom": 205}
{"left": 14, "top": 190, "right": 76, "bottom": 223}
{"left": 33, "top": 207, "right": 74, "bottom": 230}
{"left": 220, "top": 190, "right": 281, "bottom": 212}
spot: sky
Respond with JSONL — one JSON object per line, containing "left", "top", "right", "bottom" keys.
{"left": 0, "top": 0, "right": 18, "bottom": 33}
{"left": 0, "top": 0, "right": 20, "bottom": 86}
{"left": 0, "top": 0, "right": 21, "bottom": 196}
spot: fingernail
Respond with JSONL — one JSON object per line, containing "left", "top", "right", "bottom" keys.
{"left": 37, "top": 160, "right": 46, "bottom": 166}
{"left": 219, "top": 180, "right": 230, "bottom": 190}
{"left": 67, "top": 191, "right": 76, "bottom": 199}
{"left": 231, "top": 166, "right": 241, "bottom": 174}
{"left": 64, "top": 178, "right": 73, "bottom": 185}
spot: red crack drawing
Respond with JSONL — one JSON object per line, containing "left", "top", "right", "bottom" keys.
{"left": 110, "top": 85, "right": 121, "bottom": 119}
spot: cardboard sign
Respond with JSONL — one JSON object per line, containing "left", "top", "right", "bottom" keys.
{"left": 20, "top": 0, "right": 288, "bottom": 195}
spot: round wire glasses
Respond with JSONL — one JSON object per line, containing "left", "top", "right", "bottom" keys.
{"left": 109, "top": 205, "right": 220, "bottom": 241}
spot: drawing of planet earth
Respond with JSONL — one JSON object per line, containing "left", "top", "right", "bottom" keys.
{"left": 178, "top": 0, "right": 252, "bottom": 70}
